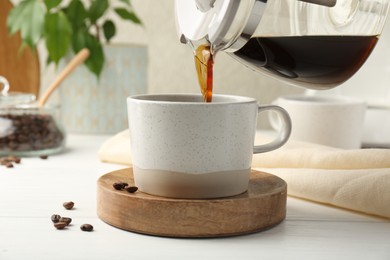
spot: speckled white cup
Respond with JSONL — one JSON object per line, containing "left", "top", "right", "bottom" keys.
{"left": 127, "top": 94, "right": 291, "bottom": 198}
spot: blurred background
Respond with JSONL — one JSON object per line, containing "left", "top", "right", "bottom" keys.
{"left": 3, "top": 0, "right": 390, "bottom": 141}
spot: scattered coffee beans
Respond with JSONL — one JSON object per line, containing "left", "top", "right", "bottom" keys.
{"left": 63, "top": 201, "right": 74, "bottom": 210}
{"left": 112, "top": 182, "right": 128, "bottom": 190}
{"left": 12, "top": 156, "right": 20, "bottom": 163}
{"left": 54, "top": 222, "right": 68, "bottom": 230}
{"left": 125, "top": 186, "right": 138, "bottom": 193}
{"left": 80, "top": 224, "right": 94, "bottom": 232}
{"left": 51, "top": 214, "right": 61, "bottom": 223}
{"left": 0, "top": 113, "right": 64, "bottom": 153}
{"left": 52, "top": 215, "right": 72, "bottom": 229}
{"left": 0, "top": 156, "right": 21, "bottom": 168}
{"left": 112, "top": 181, "right": 138, "bottom": 193}
{"left": 52, "top": 201, "right": 95, "bottom": 232}
{"left": 59, "top": 217, "right": 72, "bottom": 225}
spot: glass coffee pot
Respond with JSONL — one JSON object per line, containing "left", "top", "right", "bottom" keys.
{"left": 175, "top": 0, "right": 390, "bottom": 90}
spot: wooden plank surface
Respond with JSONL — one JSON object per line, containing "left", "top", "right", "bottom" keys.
{"left": 0, "top": 0, "right": 40, "bottom": 97}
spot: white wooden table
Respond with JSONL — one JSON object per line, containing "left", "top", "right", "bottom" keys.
{"left": 0, "top": 134, "right": 389, "bottom": 260}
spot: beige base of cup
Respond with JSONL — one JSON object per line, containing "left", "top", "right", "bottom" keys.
{"left": 133, "top": 166, "right": 251, "bottom": 199}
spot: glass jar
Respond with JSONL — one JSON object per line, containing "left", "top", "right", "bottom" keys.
{"left": 0, "top": 76, "right": 65, "bottom": 157}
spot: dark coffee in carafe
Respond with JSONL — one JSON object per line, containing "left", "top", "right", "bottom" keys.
{"left": 232, "top": 35, "right": 378, "bottom": 89}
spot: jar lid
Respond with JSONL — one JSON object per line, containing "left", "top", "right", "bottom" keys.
{"left": 175, "top": 0, "right": 266, "bottom": 52}
{"left": 0, "top": 76, "right": 36, "bottom": 108}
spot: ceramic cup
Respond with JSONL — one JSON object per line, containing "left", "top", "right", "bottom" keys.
{"left": 270, "top": 95, "right": 366, "bottom": 149}
{"left": 127, "top": 94, "right": 291, "bottom": 199}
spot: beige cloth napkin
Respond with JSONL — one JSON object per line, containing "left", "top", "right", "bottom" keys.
{"left": 98, "top": 130, "right": 390, "bottom": 219}
{"left": 98, "top": 130, "right": 133, "bottom": 166}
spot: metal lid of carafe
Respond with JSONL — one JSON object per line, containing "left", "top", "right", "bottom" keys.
{"left": 175, "top": 0, "right": 265, "bottom": 52}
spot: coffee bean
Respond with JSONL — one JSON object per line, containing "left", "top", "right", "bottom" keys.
{"left": 125, "top": 186, "right": 138, "bottom": 193}
{"left": 54, "top": 222, "right": 68, "bottom": 230}
{"left": 51, "top": 214, "right": 61, "bottom": 223}
{"left": 8, "top": 156, "right": 21, "bottom": 164}
{"left": 59, "top": 217, "right": 72, "bottom": 225}
{"left": 80, "top": 224, "right": 93, "bottom": 232}
{"left": 5, "top": 162, "right": 13, "bottom": 168}
{"left": 63, "top": 201, "right": 74, "bottom": 210}
{"left": 0, "top": 159, "right": 10, "bottom": 165}
{"left": 113, "top": 182, "right": 126, "bottom": 190}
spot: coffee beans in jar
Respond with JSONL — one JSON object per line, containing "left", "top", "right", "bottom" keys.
{"left": 0, "top": 110, "right": 65, "bottom": 156}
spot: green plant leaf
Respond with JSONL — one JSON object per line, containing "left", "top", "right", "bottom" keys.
{"left": 46, "top": 54, "right": 53, "bottom": 66}
{"left": 7, "top": 3, "right": 26, "bottom": 35}
{"left": 71, "top": 29, "right": 104, "bottom": 77}
{"left": 118, "top": 0, "right": 131, "bottom": 6}
{"left": 88, "top": 0, "right": 109, "bottom": 24}
{"left": 7, "top": 0, "right": 45, "bottom": 49}
{"left": 44, "top": 0, "right": 61, "bottom": 10}
{"left": 44, "top": 11, "right": 72, "bottom": 64}
{"left": 84, "top": 34, "right": 104, "bottom": 77}
{"left": 114, "top": 8, "right": 142, "bottom": 24}
{"left": 103, "top": 20, "right": 116, "bottom": 43}
{"left": 64, "top": 0, "right": 87, "bottom": 30}
{"left": 71, "top": 28, "right": 88, "bottom": 53}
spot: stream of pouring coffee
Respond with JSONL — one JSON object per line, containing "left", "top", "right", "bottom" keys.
{"left": 195, "top": 45, "right": 214, "bottom": 102}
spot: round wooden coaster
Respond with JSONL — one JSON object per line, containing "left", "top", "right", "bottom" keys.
{"left": 97, "top": 168, "right": 287, "bottom": 238}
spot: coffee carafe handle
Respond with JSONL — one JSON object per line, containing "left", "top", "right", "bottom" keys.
{"left": 193, "top": 0, "right": 336, "bottom": 11}
{"left": 298, "top": 0, "right": 336, "bottom": 7}
{"left": 253, "top": 105, "right": 292, "bottom": 154}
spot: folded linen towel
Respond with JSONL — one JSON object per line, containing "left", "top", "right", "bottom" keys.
{"left": 253, "top": 167, "right": 390, "bottom": 219}
{"left": 98, "top": 130, "right": 132, "bottom": 166}
{"left": 251, "top": 135, "right": 390, "bottom": 219}
{"left": 98, "top": 130, "right": 390, "bottom": 219}
{"left": 253, "top": 134, "right": 390, "bottom": 169}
